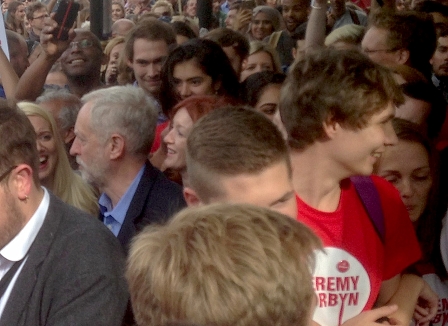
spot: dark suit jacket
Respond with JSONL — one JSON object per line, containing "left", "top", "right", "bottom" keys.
{"left": 112, "top": 161, "right": 186, "bottom": 251}
{"left": 0, "top": 192, "right": 129, "bottom": 326}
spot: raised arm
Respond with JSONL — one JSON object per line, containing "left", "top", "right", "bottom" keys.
{"left": 15, "top": 16, "right": 73, "bottom": 101}
{"left": 0, "top": 46, "right": 19, "bottom": 99}
{"left": 304, "top": 0, "right": 327, "bottom": 53}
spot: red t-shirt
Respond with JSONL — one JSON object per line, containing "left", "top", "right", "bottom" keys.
{"left": 296, "top": 175, "right": 421, "bottom": 326}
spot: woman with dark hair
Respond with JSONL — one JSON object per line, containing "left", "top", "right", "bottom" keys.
{"left": 240, "top": 70, "right": 286, "bottom": 137}
{"left": 160, "top": 38, "right": 240, "bottom": 116}
{"left": 374, "top": 118, "right": 448, "bottom": 321}
{"left": 171, "top": 21, "right": 197, "bottom": 44}
{"left": 6, "top": 1, "right": 27, "bottom": 37}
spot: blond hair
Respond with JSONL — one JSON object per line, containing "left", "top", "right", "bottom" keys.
{"left": 248, "top": 41, "right": 282, "bottom": 73}
{"left": 18, "top": 102, "right": 99, "bottom": 215}
{"left": 151, "top": 0, "right": 174, "bottom": 16}
{"left": 127, "top": 203, "right": 321, "bottom": 326}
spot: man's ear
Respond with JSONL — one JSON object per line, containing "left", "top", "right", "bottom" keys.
{"left": 183, "top": 187, "right": 202, "bottom": 206}
{"left": 213, "top": 80, "right": 222, "bottom": 94}
{"left": 13, "top": 164, "right": 33, "bottom": 201}
{"left": 63, "top": 127, "right": 75, "bottom": 145}
{"left": 322, "top": 116, "right": 339, "bottom": 140}
{"left": 127, "top": 58, "right": 133, "bottom": 69}
{"left": 396, "top": 48, "right": 410, "bottom": 65}
{"left": 108, "top": 133, "right": 125, "bottom": 160}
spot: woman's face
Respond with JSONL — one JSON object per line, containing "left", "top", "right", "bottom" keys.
{"left": 108, "top": 42, "right": 124, "bottom": 66}
{"left": 13, "top": 4, "right": 26, "bottom": 22}
{"left": 163, "top": 108, "right": 194, "bottom": 171}
{"left": 173, "top": 59, "right": 217, "bottom": 100}
{"left": 251, "top": 12, "right": 274, "bottom": 41}
{"left": 111, "top": 3, "right": 125, "bottom": 21}
{"left": 255, "top": 83, "right": 286, "bottom": 138}
{"left": 28, "top": 115, "right": 58, "bottom": 186}
{"left": 240, "top": 51, "right": 274, "bottom": 81}
{"left": 375, "top": 140, "right": 432, "bottom": 222}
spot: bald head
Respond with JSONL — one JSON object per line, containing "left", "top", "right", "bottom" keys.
{"left": 6, "top": 30, "right": 29, "bottom": 77}
{"left": 111, "top": 19, "right": 136, "bottom": 37}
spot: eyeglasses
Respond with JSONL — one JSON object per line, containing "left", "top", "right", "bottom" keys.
{"left": 0, "top": 166, "right": 17, "bottom": 183}
{"left": 69, "top": 39, "right": 95, "bottom": 50}
{"left": 32, "top": 13, "right": 49, "bottom": 20}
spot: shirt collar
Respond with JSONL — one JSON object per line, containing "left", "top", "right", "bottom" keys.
{"left": 1, "top": 188, "right": 50, "bottom": 262}
{"left": 432, "top": 74, "right": 440, "bottom": 87}
{"left": 98, "top": 165, "right": 145, "bottom": 225}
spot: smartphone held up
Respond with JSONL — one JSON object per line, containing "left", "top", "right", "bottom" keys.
{"left": 52, "top": 0, "right": 80, "bottom": 41}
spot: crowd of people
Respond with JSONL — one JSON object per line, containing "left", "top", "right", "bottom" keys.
{"left": 1, "top": 0, "right": 448, "bottom": 325}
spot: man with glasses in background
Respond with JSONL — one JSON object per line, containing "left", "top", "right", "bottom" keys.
{"left": 361, "top": 10, "right": 436, "bottom": 79}
{"left": 15, "top": 18, "right": 106, "bottom": 101}
{"left": 25, "top": 2, "right": 48, "bottom": 43}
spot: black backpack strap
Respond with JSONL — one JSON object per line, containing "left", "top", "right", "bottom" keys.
{"left": 351, "top": 176, "right": 385, "bottom": 243}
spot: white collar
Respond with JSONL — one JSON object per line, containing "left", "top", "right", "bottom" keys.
{"left": 1, "top": 188, "right": 50, "bottom": 262}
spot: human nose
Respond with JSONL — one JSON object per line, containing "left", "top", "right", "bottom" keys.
{"left": 70, "top": 136, "right": 80, "bottom": 156}
{"left": 147, "top": 63, "right": 159, "bottom": 78}
{"left": 384, "top": 122, "right": 398, "bottom": 146}
{"left": 178, "top": 83, "right": 191, "bottom": 98}
{"left": 399, "top": 178, "right": 415, "bottom": 198}
{"left": 36, "top": 139, "right": 44, "bottom": 151}
{"left": 164, "top": 127, "right": 175, "bottom": 144}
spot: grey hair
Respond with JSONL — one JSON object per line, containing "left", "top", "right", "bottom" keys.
{"left": 36, "top": 89, "right": 82, "bottom": 132}
{"left": 81, "top": 85, "right": 158, "bottom": 157}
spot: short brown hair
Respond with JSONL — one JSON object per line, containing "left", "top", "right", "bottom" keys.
{"left": 25, "top": 2, "right": 46, "bottom": 21}
{"left": 0, "top": 100, "right": 39, "bottom": 185}
{"left": 186, "top": 106, "right": 290, "bottom": 201}
{"left": 127, "top": 203, "right": 321, "bottom": 326}
{"left": 204, "top": 28, "right": 250, "bottom": 61}
{"left": 280, "top": 48, "right": 403, "bottom": 150}
{"left": 124, "top": 18, "right": 176, "bottom": 62}
{"left": 367, "top": 10, "right": 436, "bottom": 77}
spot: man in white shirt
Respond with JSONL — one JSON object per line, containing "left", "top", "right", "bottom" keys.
{"left": 0, "top": 103, "right": 128, "bottom": 326}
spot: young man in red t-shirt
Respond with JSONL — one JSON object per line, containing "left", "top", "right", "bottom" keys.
{"left": 280, "top": 48, "right": 438, "bottom": 326}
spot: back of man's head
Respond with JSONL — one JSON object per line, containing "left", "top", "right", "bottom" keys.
{"left": 6, "top": 30, "right": 29, "bottom": 77}
{"left": 124, "top": 18, "right": 176, "bottom": 62}
{"left": 81, "top": 85, "right": 158, "bottom": 158}
{"left": 280, "top": 48, "right": 403, "bottom": 151}
{"left": 126, "top": 203, "right": 321, "bottom": 326}
{"left": 111, "top": 18, "right": 136, "bottom": 38}
{"left": 186, "top": 106, "right": 291, "bottom": 202}
{"left": 36, "top": 89, "right": 82, "bottom": 138}
{"left": 0, "top": 100, "right": 39, "bottom": 185}
{"left": 367, "top": 10, "right": 436, "bottom": 77}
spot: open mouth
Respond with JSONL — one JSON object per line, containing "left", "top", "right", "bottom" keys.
{"left": 39, "top": 155, "right": 48, "bottom": 169}
{"left": 68, "top": 58, "right": 87, "bottom": 64}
